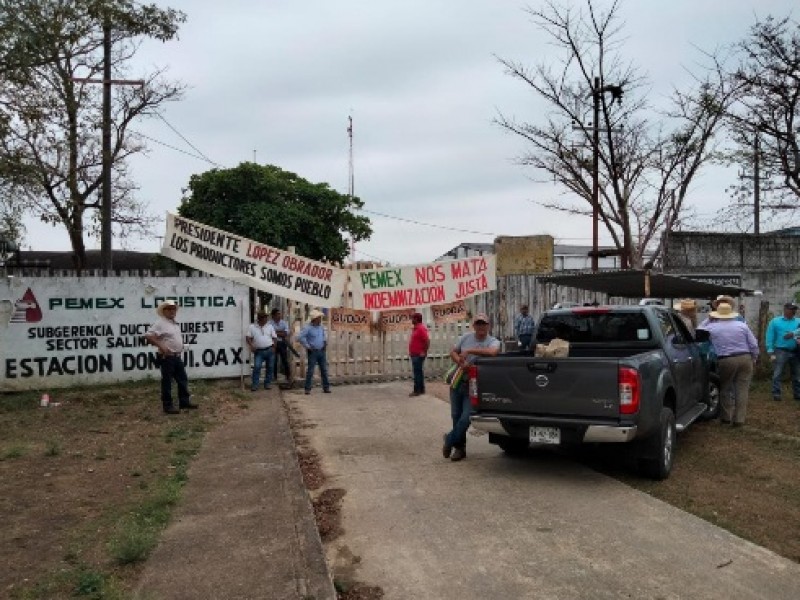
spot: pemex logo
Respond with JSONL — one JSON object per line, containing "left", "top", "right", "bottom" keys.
{"left": 10, "top": 288, "right": 43, "bottom": 323}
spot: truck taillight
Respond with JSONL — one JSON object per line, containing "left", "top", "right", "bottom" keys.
{"left": 618, "top": 367, "right": 640, "bottom": 414}
{"left": 468, "top": 365, "right": 479, "bottom": 406}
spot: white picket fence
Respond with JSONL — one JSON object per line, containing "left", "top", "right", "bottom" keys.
{"left": 281, "top": 321, "right": 474, "bottom": 387}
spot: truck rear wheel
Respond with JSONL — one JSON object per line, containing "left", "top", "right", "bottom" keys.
{"left": 638, "top": 407, "right": 675, "bottom": 480}
{"left": 701, "top": 373, "right": 721, "bottom": 420}
{"left": 489, "top": 433, "right": 530, "bottom": 455}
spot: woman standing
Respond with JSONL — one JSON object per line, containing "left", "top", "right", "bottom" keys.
{"left": 698, "top": 303, "right": 759, "bottom": 426}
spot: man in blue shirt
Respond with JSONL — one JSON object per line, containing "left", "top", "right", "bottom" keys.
{"left": 297, "top": 309, "right": 331, "bottom": 395}
{"left": 765, "top": 302, "right": 800, "bottom": 401}
{"left": 513, "top": 305, "right": 536, "bottom": 351}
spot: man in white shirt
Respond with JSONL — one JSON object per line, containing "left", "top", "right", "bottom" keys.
{"left": 246, "top": 310, "right": 277, "bottom": 391}
{"left": 145, "top": 300, "right": 197, "bottom": 414}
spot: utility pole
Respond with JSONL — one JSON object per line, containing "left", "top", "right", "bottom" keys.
{"left": 738, "top": 132, "right": 762, "bottom": 234}
{"left": 101, "top": 21, "right": 112, "bottom": 271}
{"left": 73, "top": 21, "right": 143, "bottom": 271}
{"left": 591, "top": 76, "right": 600, "bottom": 273}
{"left": 754, "top": 134, "right": 761, "bottom": 235}
{"left": 589, "top": 77, "right": 624, "bottom": 272}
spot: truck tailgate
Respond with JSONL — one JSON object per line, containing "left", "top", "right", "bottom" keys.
{"left": 475, "top": 357, "right": 621, "bottom": 419}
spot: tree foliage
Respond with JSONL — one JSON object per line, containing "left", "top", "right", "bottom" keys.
{"left": 0, "top": 0, "right": 185, "bottom": 270}
{"left": 495, "top": 0, "right": 737, "bottom": 267}
{"left": 178, "top": 162, "right": 373, "bottom": 264}
{"left": 723, "top": 15, "right": 800, "bottom": 230}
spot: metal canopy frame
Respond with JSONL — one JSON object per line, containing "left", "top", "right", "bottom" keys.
{"left": 537, "top": 270, "right": 753, "bottom": 299}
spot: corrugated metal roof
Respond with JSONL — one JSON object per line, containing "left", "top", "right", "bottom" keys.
{"left": 538, "top": 269, "right": 753, "bottom": 299}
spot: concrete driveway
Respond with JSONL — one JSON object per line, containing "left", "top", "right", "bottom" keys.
{"left": 291, "top": 381, "right": 800, "bottom": 600}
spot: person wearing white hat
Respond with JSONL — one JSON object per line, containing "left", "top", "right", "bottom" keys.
{"left": 442, "top": 312, "right": 500, "bottom": 461}
{"left": 698, "top": 302, "right": 759, "bottom": 426}
{"left": 297, "top": 309, "right": 331, "bottom": 395}
{"left": 145, "top": 300, "right": 197, "bottom": 414}
{"left": 246, "top": 309, "right": 277, "bottom": 391}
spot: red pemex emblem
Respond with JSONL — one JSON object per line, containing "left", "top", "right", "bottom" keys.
{"left": 10, "top": 288, "right": 43, "bottom": 323}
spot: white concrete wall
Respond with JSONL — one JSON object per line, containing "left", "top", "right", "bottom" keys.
{"left": 0, "top": 275, "right": 250, "bottom": 391}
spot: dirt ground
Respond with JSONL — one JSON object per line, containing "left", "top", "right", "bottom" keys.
{"left": 2, "top": 374, "right": 796, "bottom": 599}
{"left": 0, "top": 379, "right": 250, "bottom": 599}
{"left": 428, "top": 377, "right": 800, "bottom": 563}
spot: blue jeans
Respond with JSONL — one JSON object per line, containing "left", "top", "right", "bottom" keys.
{"left": 410, "top": 355, "right": 426, "bottom": 393}
{"left": 771, "top": 348, "right": 800, "bottom": 398}
{"left": 160, "top": 355, "right": 190, "bottom": 408}
{"left": 518, "top": 334, "right": 533, "bottom": 351}
{"left": 446, "top": 383, "right": 471, "bottom": 449}
{"left": 305, "top": 349, "right": 330, "bottom": 391}
{"left": 251, "top": 347, "right": 275, "bottom": 389}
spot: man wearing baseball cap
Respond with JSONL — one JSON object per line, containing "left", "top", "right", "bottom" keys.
{"left": 442, "top": 312, "right": 500, "bottom": 462}
{"left": 765, "top": 302, "right": 800, "bottom": 401}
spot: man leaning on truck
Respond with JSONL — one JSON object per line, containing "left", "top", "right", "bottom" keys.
{"left": 442, "top": 312, "right": 501, "bottom": 462}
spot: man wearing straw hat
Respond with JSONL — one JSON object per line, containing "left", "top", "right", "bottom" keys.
{"left": 145, "top": 300, "right": 197, "bottom": 414}
{"left": 297, "top": 309, "right": 331, "bottom": 395}
{"left": 246, "top": 309, "right": 277, "bottom": 391}
{"left": 698, "top": 302, "right": 759, "bottom": 426}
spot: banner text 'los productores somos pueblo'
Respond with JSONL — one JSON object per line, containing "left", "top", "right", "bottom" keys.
{"left": 162, "top": 213, "right": 348, "bottom": 307}
{"left": 350, "top": 255, "right": 496, "bottom": 310}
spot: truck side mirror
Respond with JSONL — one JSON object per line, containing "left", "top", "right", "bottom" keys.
{"left": 693, "top": 329, "right": 710, "bottom": 343}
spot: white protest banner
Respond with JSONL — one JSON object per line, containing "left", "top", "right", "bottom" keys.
{"left": 161, "top": 213, "right": 348, "bottom": 308}
{"left": 350, "top": 255, "right": 496, "bottom": 310}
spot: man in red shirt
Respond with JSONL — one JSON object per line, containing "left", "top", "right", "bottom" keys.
{"left": 408, "top": 312, "right": 430, "bottom": 397}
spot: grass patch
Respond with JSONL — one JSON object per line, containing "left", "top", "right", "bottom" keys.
{"left": 108, "top": 425, "right": 203, "bottom": 565}
{"left": 44, "top": 439, "right": 62, "bottom": 457}
{"left": 2, "top": 444, "right": 28, "bottom": 460}
{"left": 1, "top": 379, "right": 244, "bottom": 598}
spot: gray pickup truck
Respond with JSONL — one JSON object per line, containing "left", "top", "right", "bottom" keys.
{"left": 469, "top": 305, "right": 714, "bottom": 479}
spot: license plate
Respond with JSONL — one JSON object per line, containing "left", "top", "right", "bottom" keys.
{"left": 530, "top": 426, "right": 561, "bottom": 444}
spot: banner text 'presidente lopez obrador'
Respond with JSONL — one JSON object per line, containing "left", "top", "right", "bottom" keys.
{"left": 161, "top": 213, "right": 348, "bottom": 307}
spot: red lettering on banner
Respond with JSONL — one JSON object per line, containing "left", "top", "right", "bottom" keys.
{"left": 414, "top": 265, "right": 445, "bottom": 284}
{"left": 281, "top": 255, "right": 333, "bottom": 282}
{"left": 363, "top": 285, "right": 445, "bottom": 310}
{"left": 450, "top": 257, "right": 488, "bottom": 279}
{"left": 245, "top": 243, "right": 281, "bottom": 265}
{"left": 454, "top": 274, "right": 488, "bottom": 300}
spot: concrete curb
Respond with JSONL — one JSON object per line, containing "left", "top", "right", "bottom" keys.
{"left": 276, "top": 392, "right": 339, "bottom": 600}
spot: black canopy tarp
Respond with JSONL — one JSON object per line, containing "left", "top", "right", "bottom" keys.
{"left": 537, "top": 270, "right": 753, "bottom": 299}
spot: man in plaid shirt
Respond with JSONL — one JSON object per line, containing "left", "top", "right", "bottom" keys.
{"left": 514, "top": 304, "right": 536, "bottom": 351}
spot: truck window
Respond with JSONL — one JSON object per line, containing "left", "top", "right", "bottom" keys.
{"left": 537, "top": 312, "right": 653, "bottom": 344}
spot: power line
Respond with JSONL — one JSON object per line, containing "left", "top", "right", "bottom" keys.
{"left": 354, "top": 207, "right": 499, "bottom": 236}
{"left": 154, "top": 112, "right": 221, "bottom": 166}
{"left": 353, "top": 248, "right": 391, "bottom": 264}
{"left": 132, "top": 131, "right": 220, "bottom": 165}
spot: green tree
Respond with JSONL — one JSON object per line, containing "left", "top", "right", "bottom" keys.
{"left": 178, "top": 162, "right": 373, "bottom": 264}
{"left": 0, "top": 0, "right": 185, "bottom": 271}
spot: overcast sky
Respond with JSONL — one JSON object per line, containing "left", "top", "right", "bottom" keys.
{"left": 23, "top": 0, "right": 797, "bottom": 265}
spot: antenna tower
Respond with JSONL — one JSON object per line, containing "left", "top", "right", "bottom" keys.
{"left": 347, "top": 114, "right": 355, "bottom": 263}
